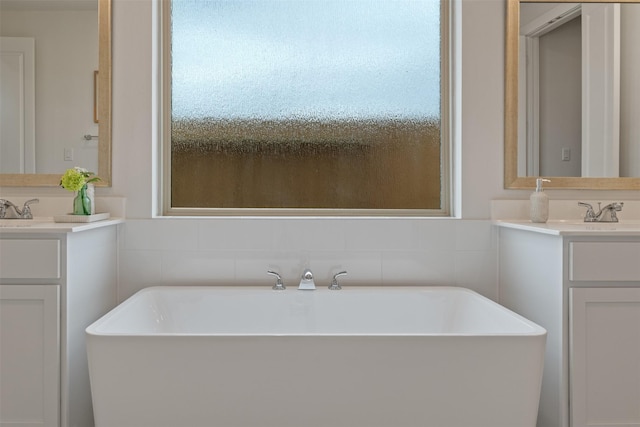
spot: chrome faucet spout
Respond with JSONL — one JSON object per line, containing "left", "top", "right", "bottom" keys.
{"left": 298, "top": 268, "right": 315, "bottom": 290}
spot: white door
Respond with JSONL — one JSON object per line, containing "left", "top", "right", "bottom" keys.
{"left": 0, "top": 285, "right": 60, "bottom": 427}
{"left": 0, "top": 37, "right": 35, "bottom": 173}
{"left": 570, "top": 287, "right": 640, "bottom": 427}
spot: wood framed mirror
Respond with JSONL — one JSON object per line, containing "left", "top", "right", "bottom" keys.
{"left": 505, "top": 0, "right": 640, "bottom": 190}
{"left": 0, "top": 0, "right": 111, "bottom": 187}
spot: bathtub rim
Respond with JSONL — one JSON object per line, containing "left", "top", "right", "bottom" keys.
{"left": 85, "top": 285, "right": 547, "bottom": 338}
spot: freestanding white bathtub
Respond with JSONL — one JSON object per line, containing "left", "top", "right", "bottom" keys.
{"left": 86, "top": 286, "right": 546, "bottom": 427}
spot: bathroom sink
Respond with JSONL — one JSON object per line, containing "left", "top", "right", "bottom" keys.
{"left": 0, "top": 219, "right": 44, "bottom": 228}
{"left": 548, "top": 220, "right": 640, "bottom": 232}
{"left": 0, "top": 217, "right": 122, "bottom": 232}
{"left": 0, "top": 218, "right": 59, "bottom": 229}
{"left": 495, "top": 220, "right": 640, "bottom": 235}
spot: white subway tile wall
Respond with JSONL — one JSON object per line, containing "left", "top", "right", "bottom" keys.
{"left": 118, "top": 219, "right": 497, "bottom": 302}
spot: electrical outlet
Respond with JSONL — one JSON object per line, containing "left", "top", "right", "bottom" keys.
{"left": 64, "top": 148, "right": 74, "bottom": 161}
{"left": 561, "top": 147, "right": 571, "bottom": 161}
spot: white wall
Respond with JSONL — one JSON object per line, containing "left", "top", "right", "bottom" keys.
{"left": 0, "top": 9, "right": 99, "bottom": 174}
{"left": 2, "top": 0, "right": 639, "bottom": 303}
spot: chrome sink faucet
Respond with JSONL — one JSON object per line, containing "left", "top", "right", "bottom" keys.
{"left": 578, "top": 201, "right": 624, "bottom": 223}
{"left": 298, "top": 268, "right": 316, "bottom": 290}
{"left": 0, "top": 199, "right": 39, "bottom": 219}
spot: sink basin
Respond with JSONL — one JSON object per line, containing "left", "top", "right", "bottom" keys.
{"left": 0, "top": 218, "right": 52, "bottom": 228}
{"left": 0, "top": 216, "right": 122, "bottom": 232}
{"left": 0, "top": 219, "right": 40, "bottom": 227}
{"left": 548, "top": 220, "right": 640, "bottom": 232}
{"left": 495, "top": 220, "right": 640, "bottom": 235}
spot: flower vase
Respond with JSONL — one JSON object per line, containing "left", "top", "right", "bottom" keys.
{"left": 73, "top": 184, "right": 91, "bottom": 215}
{"left": 86, "top": 183, "right": 96, "bottom": 214}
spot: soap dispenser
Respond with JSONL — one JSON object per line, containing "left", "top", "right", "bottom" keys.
{"left": 530, "top": 178, "right": 551, "bottom": 223}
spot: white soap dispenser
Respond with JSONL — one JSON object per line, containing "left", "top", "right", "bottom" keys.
{"left": 530, "top": 178, "right": 551, "bottom": 223}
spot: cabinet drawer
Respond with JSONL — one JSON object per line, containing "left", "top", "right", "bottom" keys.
{"left": 570, "top": 242, "right": 640, "bottom": 282}
{"left": 0, "top": 239, "right": 60, "bottom": 279}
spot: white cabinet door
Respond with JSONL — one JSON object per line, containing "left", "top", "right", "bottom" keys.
{"left": 0, "top": 285, "right": 60, "bottom": 427}
{"left": 570, "top": 287, "right": 640, "bottom": 427}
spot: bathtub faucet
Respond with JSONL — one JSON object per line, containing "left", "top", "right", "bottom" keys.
{"left": 298, "top": 268, "right": 315, "bottom": 290}
{"left": 267, "top": 271, "right": 286, "bottom": 290}
{"left": 328, "top": 271, "right": 347, "bottom": 290}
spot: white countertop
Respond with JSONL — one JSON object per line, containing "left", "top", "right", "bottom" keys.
{"left": 494, "top": 220, "right": 640, "bottom": 236}
{"left": 0, "top": 217, "right": 124, "bottom": 234}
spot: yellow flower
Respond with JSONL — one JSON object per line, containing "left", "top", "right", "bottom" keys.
{"left": 60, "top": 167, "right": 100, "bottom": 192}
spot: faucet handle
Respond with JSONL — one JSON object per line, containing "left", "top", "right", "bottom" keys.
{"left": 20, "top": 199, "right": 39, "bottom": 219}
{"left": 267, "top": 270, "right": 286, "bottom": 291}
{"left": 605, "top": 202, "right": 624, "bottom": 223}
{"left": 578, "top": 201, "right": 596, "bottom": 222}
{"left": 329, "top": 271, "right": 347, "bottom": 290}
{"left": 0, "top": 200, "right": 7, "bottom": 219}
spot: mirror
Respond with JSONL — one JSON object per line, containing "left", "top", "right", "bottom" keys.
{"left": 505, "top": 0, "right": 640, "bottom": 190}
{"left": 0, "top": 0, "right": 111, "bottom": 186}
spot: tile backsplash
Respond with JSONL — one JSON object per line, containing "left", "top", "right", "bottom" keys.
{"left": 119, "top": 218, "right": 497, "bottom": 303}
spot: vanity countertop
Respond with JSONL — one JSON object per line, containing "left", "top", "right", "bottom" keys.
{"left": 494, "top": 220, "right": 640, "bottom": 236}
{"left": 0, "top": 217, "right": 124, "bottom": 234}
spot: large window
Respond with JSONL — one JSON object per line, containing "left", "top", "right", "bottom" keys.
{"left": 164, "top": 0, "right": 449, "bottom": 215}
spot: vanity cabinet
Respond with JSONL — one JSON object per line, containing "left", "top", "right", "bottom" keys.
{"left": 497, "top": 223, "right": 640, "bottom": 427}
{"left": 0, "top": 221, "right": 121, "bottom": 427}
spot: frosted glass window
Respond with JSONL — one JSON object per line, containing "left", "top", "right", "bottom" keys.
{"left": 167, "top": 0, "right": 446, "bottom": 212}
